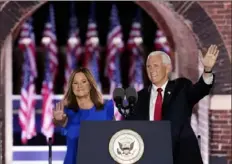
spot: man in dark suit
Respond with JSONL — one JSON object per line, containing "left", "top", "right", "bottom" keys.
{"left": 125, "top": 45, "right": 219, "bottom": 164}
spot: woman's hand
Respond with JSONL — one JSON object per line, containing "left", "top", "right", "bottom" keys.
{"left": 53, "top": 101, "right": 66, "bottom": 121}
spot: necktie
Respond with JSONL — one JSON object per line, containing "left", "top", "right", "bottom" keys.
{"left": 154, "top": 88, "right": 163, "bottom": 121}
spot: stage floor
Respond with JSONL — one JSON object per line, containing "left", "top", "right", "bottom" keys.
{"left": 13, "top": 146, "right": 66, "bottom": 164}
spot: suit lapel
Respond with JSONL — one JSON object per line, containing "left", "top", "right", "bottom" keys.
{"left": 162, "top": 80, "right": 175, "bottom": 118}
{"left": 144, "top": 85, "right": 152, "bottom": 120}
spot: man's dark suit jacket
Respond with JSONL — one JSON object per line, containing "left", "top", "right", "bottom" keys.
{"left": 125, "top": 75, "right": 214, "bottom": 164}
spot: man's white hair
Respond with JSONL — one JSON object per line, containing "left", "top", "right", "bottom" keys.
{"left": 147, "top": 51, "right": 171, "bottom": 65}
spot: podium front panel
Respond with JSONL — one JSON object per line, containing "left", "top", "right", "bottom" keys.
{"left": 77, "top": 121, "right": 173, "bottom": 164}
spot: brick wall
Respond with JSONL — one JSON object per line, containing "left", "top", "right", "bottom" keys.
{"left": 199, "top": 1, "right": 232, "bottom": 59}
{"left": 209, "top": 96, "right": 232, "bottom": 164}
{"left": 199, "top": 2, "right": 232, "bottom": 163}
{"left": 170, "top": 1, "right": 231, "bottom": 95}
{"left": 210, "top": 111, "right": 231, "bottom": 154}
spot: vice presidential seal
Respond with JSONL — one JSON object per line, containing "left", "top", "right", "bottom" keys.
{"left": 109, "top": 129, "right": 144, "bottom": 164}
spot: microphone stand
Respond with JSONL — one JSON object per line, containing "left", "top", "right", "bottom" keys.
{"left": 48, "top": 137, "right": 52, "bottom": 164}
{"left": 117, "top": 104, "right": 135, "bottom": 119}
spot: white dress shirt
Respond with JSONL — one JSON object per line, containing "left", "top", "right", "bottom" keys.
{"left": 149, "top": 74, "right": 214, "bottom": 121}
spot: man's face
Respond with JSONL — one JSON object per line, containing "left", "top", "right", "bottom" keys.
{"left": 146, "top": 55, "right": 170, "bottom": 85}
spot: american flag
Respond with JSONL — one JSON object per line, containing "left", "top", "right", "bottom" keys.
{"left": 127, "top": 8, "right": 144, "bottom": 92}
{"left": 105, "top": 4, "right": 124, "bottom": 120}
{"left": 42, "top": 4, "right": 58, "bottom": 82}
{"left": 41, "top": 4, "right": 56, "bottom": 141}
{"left": 18, "top": 18, "right": 37, "bottom": 144}
{"left": 41, "top": 50, "right": 55, "bottom": 141}
{"left": 154, "top": 29, "right": 171, "bottom": 55}
{"left": 64, "top": 2, "right": 82, "bottom": 91}
{"left": 105, "top": 4, "right": 124, "bottom": 95}
{"left": 84, "top": 2, "right": 101, "bottom": 91}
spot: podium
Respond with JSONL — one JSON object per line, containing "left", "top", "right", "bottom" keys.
{"left": 77, "top": 121, "right": 173, "bottom": 164}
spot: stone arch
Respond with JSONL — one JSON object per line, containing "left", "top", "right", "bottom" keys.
{"left": 0, "top": 1, "right": 231, "bottom": 164}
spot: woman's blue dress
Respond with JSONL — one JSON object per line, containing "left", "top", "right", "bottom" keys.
{"left": 61, "top": 99, "right": 114, "bottom": 164}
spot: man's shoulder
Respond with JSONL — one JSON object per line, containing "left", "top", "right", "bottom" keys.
{"left": 138, "top": 87, "right": 148, "bottom": 93}
{"left": 137, "top": 87, "right": 149, "bottom": 97}
{"left": 173, "top": 77, "right": 192, "bottom": 86}
{"left": 137, "top": 77, "right": 193, "bottom": 94}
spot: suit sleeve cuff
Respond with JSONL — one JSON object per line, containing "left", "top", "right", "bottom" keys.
{"left": 202, "top": 73, "right": 214, "bottom": 85}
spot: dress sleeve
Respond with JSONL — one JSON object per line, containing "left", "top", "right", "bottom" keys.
{"left": 60, "top": 108, "right": 80, "bottom": 139}
{"left": 105, "top": 99, "right": 115, "bottom": 120}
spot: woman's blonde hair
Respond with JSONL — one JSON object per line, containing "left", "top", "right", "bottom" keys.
{"left": 63, "top": 67, "right": 104, "bottom": 112}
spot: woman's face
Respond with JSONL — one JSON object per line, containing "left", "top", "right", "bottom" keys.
{"left": 72, "top": 72, "right": 91, "bottom": 98}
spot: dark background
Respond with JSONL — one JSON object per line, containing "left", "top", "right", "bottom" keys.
{"left": 12, "top": 1, "right": 158, "bottom": 145}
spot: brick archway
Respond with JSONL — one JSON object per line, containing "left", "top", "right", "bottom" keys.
{"left": 1, "top": 1, "right": 230, "bottom": 90}
{"left": 0, "top": 1, "right": 231, "bottom": 164}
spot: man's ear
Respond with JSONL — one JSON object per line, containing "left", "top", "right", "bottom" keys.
{"left": 166, "top": 64, "right": 172, "bottom": 74}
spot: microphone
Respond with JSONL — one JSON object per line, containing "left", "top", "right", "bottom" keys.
{"left": 125, "top": 87, "right": 138, "bottom": 108}
{"left": 113, "top": 88, "right": 125, "bottom": 109}
{"left": 113, "top": 88, "right": 127, "bottom": 118}
{"left": 113, "top": 87, "right": 138, "bottom": 119}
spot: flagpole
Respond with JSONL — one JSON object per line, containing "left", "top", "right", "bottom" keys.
{"left": 48, "top": 137, "right": 52, "bottom": 164}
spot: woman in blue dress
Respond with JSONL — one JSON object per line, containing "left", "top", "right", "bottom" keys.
{"left": 52, "top": 67, "right": 115, "bottom": 164}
